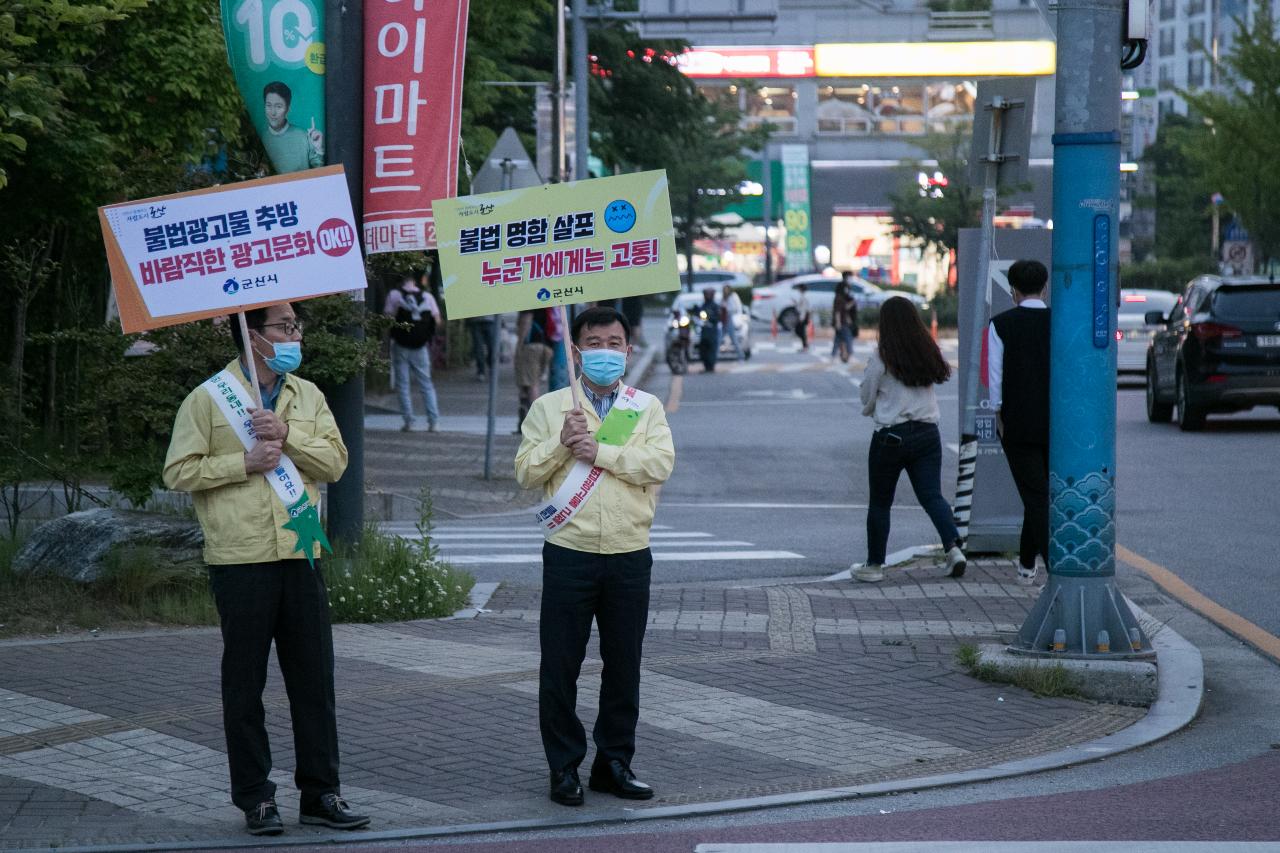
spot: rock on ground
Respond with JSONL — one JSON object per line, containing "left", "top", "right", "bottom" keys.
{"left": 13, "top": 508, "right": 204, "bottom": 584}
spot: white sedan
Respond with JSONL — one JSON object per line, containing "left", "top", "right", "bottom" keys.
{"left": 1117, "top": 288, "right": 1179, "bottom": 374}
{"left": 749, "top": 273, "right": 929, "bottom": 330}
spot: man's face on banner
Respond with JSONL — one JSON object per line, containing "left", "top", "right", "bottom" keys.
{"left": 264, "top": 93, "right": 289, "bottom": 132}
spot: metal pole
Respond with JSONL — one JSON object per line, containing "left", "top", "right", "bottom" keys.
{"left": 553, "top": 2, "right": 567, "bottom": 183}
{"left": 762, "top": 144, "right": 773, "bottom": 286}
{"left": 1012, "top": 0, "right": 1150, "bottom": 659}
{"left": 572, "top": 0, "right": 589, "bottom": 181}
{"left": 954, "top": 103, "right": 1002, "bottom": 545}
{"left": 483, "top": 160, "right": 516, "bottom": 480}
{"left": 324, "top": 0, "right": 365, "bottom": 545}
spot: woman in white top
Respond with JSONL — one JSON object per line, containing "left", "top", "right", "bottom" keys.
{"left": 856, "top": 297, "right": 966, "bottom": 582}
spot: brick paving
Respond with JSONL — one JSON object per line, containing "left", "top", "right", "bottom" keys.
{"left": 0, "top": 559, "right": 1146, "bottom": 850}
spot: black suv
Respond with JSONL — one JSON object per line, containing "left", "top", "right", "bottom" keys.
{"left": 1146, "top": 275, "right": 1280, "bottom": 430}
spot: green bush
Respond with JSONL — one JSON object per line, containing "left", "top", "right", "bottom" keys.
{"left": 323, "top": 491, "right": 474, "bottom": 623}
{"left": 1119, "top": 257, "right": 1215, "bottom": 293}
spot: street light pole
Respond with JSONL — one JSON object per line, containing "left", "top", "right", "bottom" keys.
{"left": 1012, "top": 0, "right": 1150, "bottom": 658}
{"left": 324, "top": 0, "right": 364, "bottom": 545}
{"left": 571, "top": 0, "right": 589, "bottom": 181}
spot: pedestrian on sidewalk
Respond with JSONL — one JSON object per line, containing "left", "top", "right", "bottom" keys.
{"left": 856, "top": 296, "right": 967, "bottom": 583}
{"left": 988, "top": 258, "right": 1050, "bottom": 586}
{"left": 721, "top": 283, "right": 745, "bottom": 359}
{"left": 793, "top": 282, "right": 812, "bottom": 351}
{"left": 832, "top": 274, "right": 859, "bottom": 363}
{"left": 515, "top": 306, "right": 675, "bottom": 808}
{"left": 384, "top": 274, "right": 441, "bottom": 432}
{"left": 162, "top": 302, "right": 369, "bottom": 837}
{"left": 514, "top": 307, "right": 554, "bottom": 432}
{"left": 696, "top": 286, "right": 722, "bottom": 372}
{"left": 466, "top": 315, "right": 495, "bottom": 381}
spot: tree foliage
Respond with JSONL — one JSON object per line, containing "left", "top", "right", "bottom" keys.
{"left": 1182, "top": 0, "right": 1280, "bottom": 267}
{"left": 1139, "top": 113, "right": 1214, "bottom": 262}
{"left": 586, "top": 23, "right": 764, "bottom": 276}
{"left": 887, "top": 126, "right": 984, "bottom": 261}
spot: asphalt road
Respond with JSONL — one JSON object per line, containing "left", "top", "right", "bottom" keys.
{"left": 432, "top": 329, "right": 961, "bottom": 587}
{"left": 1113, "top": 379, "right": 1280, "bottom": 638}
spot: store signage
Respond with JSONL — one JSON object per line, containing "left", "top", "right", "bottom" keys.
{"left": 677, "top": 46, "right": 815, "bottom": 78}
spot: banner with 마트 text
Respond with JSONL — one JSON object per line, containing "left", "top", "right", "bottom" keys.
{"left": 99, "top": 166, "right": 365, "bottom": 333}
{"left": 433, "top": 170, "right": 679, "bottom": 320}
{"left": 363, "top": 0, "right": 470, "bottom": 253}
{"left": 220, "top": 0, "right": 326, "bottom": 175}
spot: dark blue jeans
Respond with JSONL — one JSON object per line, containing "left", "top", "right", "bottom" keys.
{"left": 539, "top": 542, "right": 651, "bottom": 775}
{"left": 866, "top": 421, "right": 961, "bottom": 565}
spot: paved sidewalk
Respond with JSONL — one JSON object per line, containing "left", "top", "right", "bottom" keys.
{"left": 0, "top": 557, "right": 1150, "bottom": 851}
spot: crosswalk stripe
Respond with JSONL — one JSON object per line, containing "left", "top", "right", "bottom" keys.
{"left": 434, "top": 540, "right": 756, "bottom": 550}
{"left": 444, "top": 549, "right": 803, "bottom": 565}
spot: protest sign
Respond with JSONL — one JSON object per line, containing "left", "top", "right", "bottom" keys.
{"left": 99, "top": 166, "right": 365, "bottom": 334}
{"left": 220, "top": 0, "right": 326, "bottom": 175}
{"left": 363, "top": 0, "right": 470, "bottom": 254}
{"left": 433, "top": 170, "right": 679, "bottom": 320}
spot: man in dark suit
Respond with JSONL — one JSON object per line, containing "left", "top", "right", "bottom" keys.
{"left": 987, "top": 259, "right": 1050, "bottom": 585}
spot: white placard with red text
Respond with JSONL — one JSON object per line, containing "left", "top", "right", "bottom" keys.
{"left": 99, "top": 166, "right": 365, "bottom": 333}
{"left": 362, "top": 0, "right": 470, "bottom": 254}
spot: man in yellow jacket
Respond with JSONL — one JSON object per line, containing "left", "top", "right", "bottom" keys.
{"left": 515, "top": 306, "right": 675, "bottom": 807}
{"left": 163, "top": 302, "right": 368, "bottom": 837}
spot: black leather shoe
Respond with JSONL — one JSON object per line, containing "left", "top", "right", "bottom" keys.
{"left": 549, "top": 769, "right": 584, "bottom": 806}
{"left": 244, "top": 799, "right": 284, "bottom": 836}
{"left": 588, "top": 759, "right": 655, "bottom": 800}
{"left": 299, "top": 793, "right": 370, "bottom": 830}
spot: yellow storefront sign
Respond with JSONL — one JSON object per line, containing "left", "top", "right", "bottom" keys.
{"left": 434, "top": 170, "right": 679, "bottom": 320}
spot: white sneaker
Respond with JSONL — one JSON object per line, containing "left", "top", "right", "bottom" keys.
{"left": 1017, "top": 562, "right": 1040, "bottom": 586}
{"left": 853, "top": 563, "right": 885, "bottom": 583}
{"left": 945, "top": 546, "right": 967, "bottom": 578}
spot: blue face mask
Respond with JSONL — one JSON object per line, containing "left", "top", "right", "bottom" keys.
{"left": 262, "top": 340, "right": 302, "bottom": 374}
{"left": 578, "top": 348, "right": 627, "bottom": 386}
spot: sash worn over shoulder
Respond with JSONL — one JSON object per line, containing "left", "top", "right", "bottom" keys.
{"left": 203, "top": 370, "right": 331, "bottom": 566}
{"left": 534, "top": 384, "right": 655, "bottom": 536}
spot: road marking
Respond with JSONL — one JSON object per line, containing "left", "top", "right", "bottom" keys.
{"left": 666, "top": 373, "right": 683, "bottom": 413}
{"left": 1117, "top": 543, "right": 1280, "bottom": 664}
{"left": 446, "top": 550, "right": 804, "bottom": 565}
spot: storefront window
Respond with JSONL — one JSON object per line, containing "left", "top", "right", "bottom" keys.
{"left": 744, "top": 85, "right": 798, "bottom": 133}
{"left": 924, "top": 81, "right": 976, "bottom": 132}
{"left": 817, "top": 82, "right": 968, "bottom": 136}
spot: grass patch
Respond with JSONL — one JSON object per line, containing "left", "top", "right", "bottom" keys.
{"left": 0, "top": 490, "right": 473, "bottom": 636}
{"left": 0, "top": 539, "right": 217, "bottom": 637}
{"left": 954, "top": 642, "right": 1083, "bottom": 700}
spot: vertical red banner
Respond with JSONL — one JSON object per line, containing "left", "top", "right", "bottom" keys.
{"left": 363, "top": 0, "right": 470, "bottom": 254}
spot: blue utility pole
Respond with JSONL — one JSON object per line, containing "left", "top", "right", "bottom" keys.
{"left": 1013, "top": 0, "right": 1151, "bottom": 658}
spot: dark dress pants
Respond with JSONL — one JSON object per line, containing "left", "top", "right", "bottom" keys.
{"left": 208, "top": 560, "right": 340, "bottom": 812}
{"left": 539, "top": 542, "right": 652, "bottom": 775}
{"left": 1001, "top": 439, "right": 1050, "bottom": 569}
{"left": 866, "top": 421, "right": 961, "bottom": 565}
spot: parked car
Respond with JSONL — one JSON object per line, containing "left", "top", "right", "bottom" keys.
{"left": 671, "top": 290, "right": 752, "bottom": 360}
{"left": 1117, "top": 289, "right": 1180, "bottom": 374}
{"left": 1145, "top": 275, "right": 1280, "bottom": 430}
{"left": 749, "top": 273, "right": 928, "bottom": 329}
{"left": 679, "top": 270, "right": 753, "bottom": 292}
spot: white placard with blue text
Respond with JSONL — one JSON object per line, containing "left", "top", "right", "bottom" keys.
{"left": 99, "top": 166, "right": 365, "bottom": 333}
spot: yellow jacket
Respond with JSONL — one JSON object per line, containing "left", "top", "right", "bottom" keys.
{"left": 515, "top": 384, "right": 675, "bottom": 554}
{"left": 162, "top": 360, "right": 348, "bottom": 565}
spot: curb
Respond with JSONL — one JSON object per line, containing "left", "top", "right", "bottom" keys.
{"left": 15, "top": 599, "right": 1203, "bottom": 853}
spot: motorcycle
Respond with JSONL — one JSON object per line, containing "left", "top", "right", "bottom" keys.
{"left": 665, "top": 307, "right": 692, "bottom": 374}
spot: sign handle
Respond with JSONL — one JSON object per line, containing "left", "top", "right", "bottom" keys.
{"left": 237, "top": 312, "right": 263, "bottom": 409}
{"left": 559, "top": 304, "right": 581, "bottom": 411}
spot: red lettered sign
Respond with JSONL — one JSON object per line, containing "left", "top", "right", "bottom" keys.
{"left": 362, "top": 0, "right": 470, "bottom": 254}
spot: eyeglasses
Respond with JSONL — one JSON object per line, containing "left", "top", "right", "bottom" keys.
{"left": 257, "top": 320, "right": 304, "bottom": 336}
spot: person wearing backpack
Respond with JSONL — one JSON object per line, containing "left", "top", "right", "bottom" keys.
{"left": 384, "top": 274, "right": 441, "bottom": 432}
